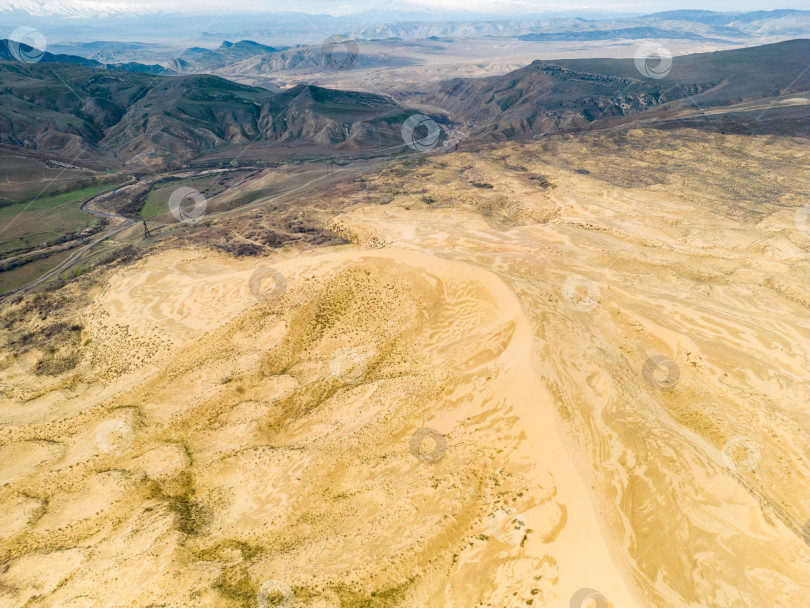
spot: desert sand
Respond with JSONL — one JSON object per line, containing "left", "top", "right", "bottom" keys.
{"left": 1, "top": 126, "right": 809, "bottom": 607}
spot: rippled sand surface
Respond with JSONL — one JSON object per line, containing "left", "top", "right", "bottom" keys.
{"left": 1, "top": 127, "right": 809, "bottom": 607}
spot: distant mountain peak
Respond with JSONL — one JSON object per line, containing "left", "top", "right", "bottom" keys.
{"left": 0, "top": 0, "right": 631, "bottom": 19}
{"left": 2, "top": 0, "right": 162, "bottom": 17}
{"left": 370, "top": 0, "right": 544, "bottom": 14}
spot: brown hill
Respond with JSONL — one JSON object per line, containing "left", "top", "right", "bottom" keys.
{"left": 417, "top": 39, "right": 810, "bottom": 139}
{"left": 0, "top": 62, "right": 416, "bottom": 166}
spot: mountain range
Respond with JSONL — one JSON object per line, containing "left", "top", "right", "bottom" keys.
{"left": 0, "top": 57, "right": 414, "bottom": 166}
{"left": 0, "top": 38, "right": 807, "bottom": 168}
{"left": 419, "top": 39, "right": 810, "bottom": 140}
{"left": 2, "top": 7, "right": 809, "bottom": 46}
{"left": 1, "top": 0, "right": 633, "bottom": 19}
{"left": 168, "top": 40, "right": 278, "bottom": 73}
{"left": 0, "top": 40, "right": 171, "bottom": 73}
{"left": 26, "top": 7, "right": 808, "bottom": 87}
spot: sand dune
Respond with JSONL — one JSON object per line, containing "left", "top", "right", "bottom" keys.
{"left": 1, "top": 127, "right": 809, "bottom": 606}
{"left": 4, "top": 245, "right": 629, "bottom": 607}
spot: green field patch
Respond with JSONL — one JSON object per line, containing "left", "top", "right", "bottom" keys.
{"left": 0, "top": 155, "right": 113, "bottom": 203}
{"left": 0, "top": 248, "right": 73, "bottom": 293}
{"left": 0, "top": 183, "right": 117, "bottom": 219}
{"left": 140, "top": 173, "right": 250, "bottom": 220}
{"left": 0, "top": 183, "right": 120, "bottom": 255}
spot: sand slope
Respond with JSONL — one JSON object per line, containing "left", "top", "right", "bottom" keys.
{"left": 2, "top": 127, "right": 810, "bottom": 607}
{"left": 2, "top": 245, "right": 632, "bottom": 607}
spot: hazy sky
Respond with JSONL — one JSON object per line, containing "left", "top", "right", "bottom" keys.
{"left": 1, "top": 0, "right": 807, "bottom": 15}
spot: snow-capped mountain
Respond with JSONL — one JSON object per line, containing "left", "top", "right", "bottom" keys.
{"left": 0, "top": 0, "right": 161, "bottom": 17}
{"left": 360, "top": 0, "right": 554, "bottom": 17}
{"left": 0, "top": 0, "right": 615, "bottom": 19}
